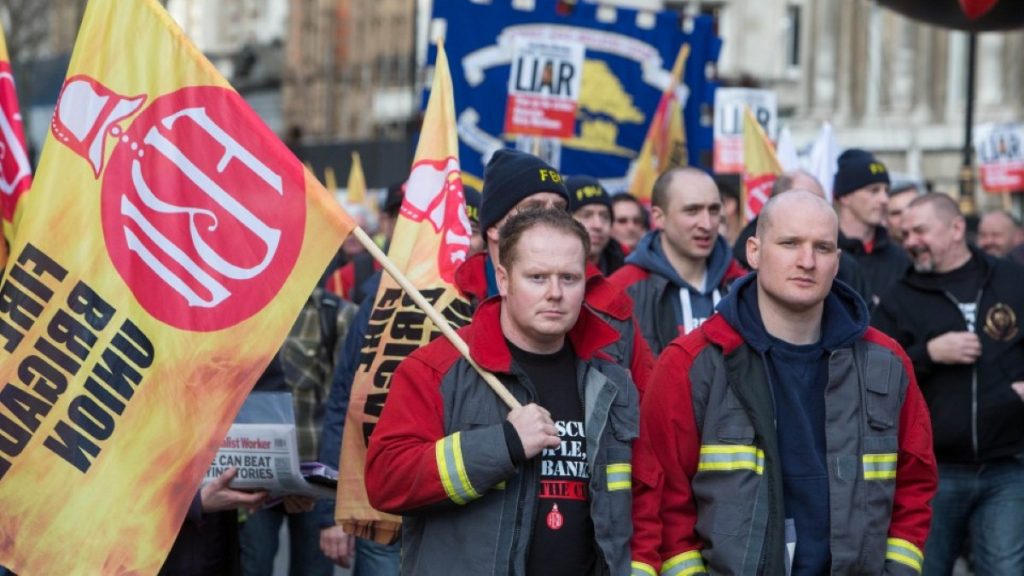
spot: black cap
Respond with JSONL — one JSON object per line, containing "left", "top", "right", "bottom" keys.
{"left": 463, "top": 183, "right": 481, "bottom": 223}
{"left": 566, "top": 175, "right": 611, "bottom": 213}
{"left": 833, "top": 149, "right": 890, "bottom": 198}
{"left": 480, "top": 149, "right": 569, "bottom": 233}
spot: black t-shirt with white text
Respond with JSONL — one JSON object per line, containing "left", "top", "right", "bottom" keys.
{"left": 931, "top": 255, "right": 983, "bottom": 329}
{"left": 508, "top": 340, "right": 596, "bottom": 576}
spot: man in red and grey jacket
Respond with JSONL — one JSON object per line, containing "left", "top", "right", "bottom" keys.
{"left": 609, "top": 167, "right": 746, "bottom": 357}
{"left": 631, "top": 191, "right": 936, "bottom": 576}
{"left": 367, "top": 209, "right": 638, "bottom": 575}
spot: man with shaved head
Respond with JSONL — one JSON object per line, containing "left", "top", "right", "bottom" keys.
{"left": 609, "top": 167, "right": 745, "bottom": 355}
{"left": 873, "top": 193, "right": 1024, "bottom": 575}
{"left": 632, "top": 191, "right": 936, "bottom": 575}
{"left": 731, "top": 170, "right": 871, "bottom": 302}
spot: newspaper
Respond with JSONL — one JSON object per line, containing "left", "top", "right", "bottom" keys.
{"left": 203, "top": 392, "right": 337, "bottom": 499}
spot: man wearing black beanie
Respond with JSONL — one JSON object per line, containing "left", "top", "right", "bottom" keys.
{"left": 833, "top": 148, "right": 910, "bottom": 307}
{"left": 566, "top": 175, "right": 627, "bottom": 276}
{"left": 455, "top": 149, "right": 654, "bottom": 393}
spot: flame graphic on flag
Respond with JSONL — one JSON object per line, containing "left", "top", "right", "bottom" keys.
{"left": 0, "top": 1, "right": 354, "bottom": 573}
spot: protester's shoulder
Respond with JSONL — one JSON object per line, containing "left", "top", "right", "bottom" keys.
{"left": 723, "top": 258, "right": 748, "bottom": 283}
{"left": 399, "top": 329, "right": 465, "bottom": 378}
{"left": 584, "top": 273, "right": 634, "bottom": 320}
{"left": 862, "top": 327, "right": 911, "bottom": 361}
{"left": 659, "top": 317, "right": 723, "bottom": 367}
{"left": 989, "top": 254, "right": 1024, "bottom": 282}
{"left": 607, "top": 262, "right": 650, "bottom": 289}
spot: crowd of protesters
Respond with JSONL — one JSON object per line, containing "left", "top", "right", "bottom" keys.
{"left": 164, "top": 146, "right": 1024, "bottom": 576}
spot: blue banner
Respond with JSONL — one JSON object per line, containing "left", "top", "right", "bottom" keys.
{"left": 426, "top": 0, "right": 721, "bottom": 189}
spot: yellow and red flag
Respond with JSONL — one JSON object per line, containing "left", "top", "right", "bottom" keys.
{"left": 337, "top": 43, "right": 472, "bottom": 543}
{"left": 627, "top": 43, "right": 689, "bottom": 204}
{"left": 0, "top": 0, "right": 354, "bottom": 573}
{"left": 0, "top": 23, "right": 33, "bottom": 267}
{"left": 347, "top": 151, "right": 367, "bottom": 206}
{"left": 741, "top": 105, "right": 782, "bottom": 220}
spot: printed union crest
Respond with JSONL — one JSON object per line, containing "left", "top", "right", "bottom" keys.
{"left": 984, "top": 302, "right": 1018, "bottom": 342}
{"left": 52, "top": 76, "right": 307, "bottom": 332}
{"left": 403, "top": 156, "right": 471, "bottom": 283}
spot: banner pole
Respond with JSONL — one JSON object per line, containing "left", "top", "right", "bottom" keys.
{"left": 350, "top": 226, "right": 522, "bottom": 410}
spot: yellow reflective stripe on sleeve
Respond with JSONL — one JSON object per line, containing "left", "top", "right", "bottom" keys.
{"left": 631, "top": 560, "right": 658, "bottom": 576}
{"left": 697, "top": 445, "right": 764, "bottom": 475}
{"left": 863, "top": 453, "right": 898, "bottom": 480}
{"left": 608, "top": 462, "right": 632, "bottom": 491}
{"left": 660, "top": 550, "right": 707, "bottom": 575}
{"left": 886, "top": 538, "right": 924, "bottom": 573}
{"left": 434, "top": 432, "right": 480, "bottom": 505}
{"left": 435, "top": 437, "right": 465, "bottom": 505}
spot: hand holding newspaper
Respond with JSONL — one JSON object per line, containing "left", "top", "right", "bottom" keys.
{"left": 203, "top": 392, "right": 336, "bottom": 499}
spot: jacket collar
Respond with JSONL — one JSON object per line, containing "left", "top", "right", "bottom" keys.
{"left": 465, "top": 297, "right": 619, "bottom": 373}
{"left": 454, "top": 252, "right": 489, "bottom": 304}
{"left": 585, "top": 263, "right": 633, "bottom": 320}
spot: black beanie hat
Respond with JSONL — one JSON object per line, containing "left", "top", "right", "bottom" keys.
{"left": 833, "top": 148, "right": 890, "bottom": 198}
{"left": 463, "top": 183, "right": 481, "bottom": 223}
{"left": 566, "top": 175, "right": 611, "bottom": 213}
{"left": 480, "top": 149, "right": 569, "bottom": 233}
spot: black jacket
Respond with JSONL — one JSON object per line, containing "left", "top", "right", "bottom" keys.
{"left": 596, "top": 238, "right": 627, "bottom": 277}
{"left": 839, "top": 226, "right": 911, "bottom": 307}
{"left": 871, "top": 247, "right": 1024, "bottom": 463}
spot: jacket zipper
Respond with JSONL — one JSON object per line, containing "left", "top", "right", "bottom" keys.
{"left": 508, "top": 366, "right": 536, "bottom": 574}
{"left": 943, "top": 289, "right": 983, "bottom": 459}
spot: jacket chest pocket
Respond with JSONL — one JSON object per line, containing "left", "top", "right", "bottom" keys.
{"left": 863, "top": 350, "right": 904, "bottom": 431}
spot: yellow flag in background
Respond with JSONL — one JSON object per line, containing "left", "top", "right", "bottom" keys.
{"left": 741, "top": 105, "right": 782, "bottom": 220}
{"left": 347, "top": 151, "right": 367, "bottom": 206}
{"left": 0, "top": 0, "right": 354, "bottom": 573}
{"left": 627, "top": 43, "right": 689, "bottom": 204}
{"left": 337, "top": 43, "right": 472, "bottom": 544}
{"left": 0, "top": 23, "right": 33, "bottom": 268}
{"left": 324, "top": 165, "right": 338, "bottom": 198}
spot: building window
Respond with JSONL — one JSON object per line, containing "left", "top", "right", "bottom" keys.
{"left": 786, "top": 4, "right": 801, "bottom": 68}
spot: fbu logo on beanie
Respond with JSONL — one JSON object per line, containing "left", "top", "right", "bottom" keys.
{"left": 53, "top": 77, "right": 306, "bottom": 332}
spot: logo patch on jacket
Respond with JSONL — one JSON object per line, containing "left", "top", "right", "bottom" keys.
{"left": 984, "top": 302, "right": 1018, "bottom": 341}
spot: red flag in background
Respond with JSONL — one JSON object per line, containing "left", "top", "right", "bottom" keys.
{"left": 0, "top": 24, "right": 33, "bottom": 268}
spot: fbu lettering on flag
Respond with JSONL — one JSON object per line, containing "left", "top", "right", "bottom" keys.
{"left": 51, "top": 75, "right": 306, "bottom": 332}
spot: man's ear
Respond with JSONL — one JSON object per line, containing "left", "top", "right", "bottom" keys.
{"left": 486, "top": 225, "right": 500, "bottom": 247}
{"left": 951, "top": 215, "right": 967, "bottom": 242}
{"left": 495, "top": 262, "right": 510, "bottom": 297}
{"left": 746, "top": 235, "right": 761, "bottom": 270}
{"left": 650, "top": 205, "right": 666, "bottom": 231}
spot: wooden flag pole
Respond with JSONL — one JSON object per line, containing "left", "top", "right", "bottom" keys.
{"left": 349, "top": 226, "right": 522, "bottom": 410}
